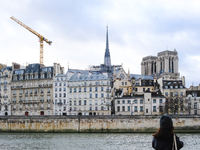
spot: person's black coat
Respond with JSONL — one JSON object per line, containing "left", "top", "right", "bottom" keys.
{"left": 152, "top": 135, "right": 184, "bottom": 150}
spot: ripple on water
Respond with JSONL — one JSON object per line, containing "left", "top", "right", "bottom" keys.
{"left": 0, "top": 133, "right": 199, "bottom": 150}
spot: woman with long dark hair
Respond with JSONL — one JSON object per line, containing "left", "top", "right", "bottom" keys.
{"left": 152, "top": 115, "right": 184, "bottom": 150}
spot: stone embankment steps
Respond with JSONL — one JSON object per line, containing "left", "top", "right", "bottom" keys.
{"left": 0, "top": 115, "right": 199, "bottom": 133}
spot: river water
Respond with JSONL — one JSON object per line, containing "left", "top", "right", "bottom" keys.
{"left": 0, "top": 133, "right": 199, "bottom": 150}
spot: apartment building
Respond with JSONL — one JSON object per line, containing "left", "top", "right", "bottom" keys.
{"left": 67, "top": 69, "right": 111, "bottom": 115}
{"left": 11, "top": 63, "right": 64, "bottom": 115}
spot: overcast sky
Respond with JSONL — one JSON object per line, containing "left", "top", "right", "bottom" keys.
{"left": 1, "top": 0, "right": 200, "bottom": 87}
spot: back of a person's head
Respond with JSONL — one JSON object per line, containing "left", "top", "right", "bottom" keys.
{"left": 153, "top": 115, "right": 174, "bottom": 140}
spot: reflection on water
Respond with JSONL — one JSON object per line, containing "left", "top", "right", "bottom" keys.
{"left": 0, "top": 133, "right": 199, "bottom": 150}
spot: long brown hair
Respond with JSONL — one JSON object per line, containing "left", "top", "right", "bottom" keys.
{"left": 153, "top": 126, "right": 174, "bottom": 141}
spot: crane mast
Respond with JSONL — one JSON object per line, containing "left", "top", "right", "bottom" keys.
{"left": 10, "top": 16, "right": 52, "bottom": 65}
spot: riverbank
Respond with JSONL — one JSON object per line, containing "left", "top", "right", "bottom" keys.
{"left": 0, "top": 115, "right": 199, "bottom": 133}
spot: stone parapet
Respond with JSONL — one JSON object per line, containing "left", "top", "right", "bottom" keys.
{"left": 0, "top": 115, "right": 199, "bottom": 133}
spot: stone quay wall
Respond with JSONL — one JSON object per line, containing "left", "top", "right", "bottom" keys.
{"left": 0, "top": 115, "right": 200, "bottom": 133}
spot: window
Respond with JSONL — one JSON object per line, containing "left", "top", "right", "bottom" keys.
{"left": 70, "top": 88, "right": 72, "bottom": 93}
{"left": 64, "top": 82, "right": 66, "bottom": 86}
{"left": 170, "top": 92, "right": 173, "bottom": 96}
{"left": 140, "top": 106, "right": 143, "bottom": 112}
{"left": 90, "top": 94, "right": 92, "bottom": 98}
{"left": 134, "top": 106, "right": 137, "bottom": 112}
{"left": 101, "top": 100, "right": 104, "bottom": 105}
{"left": 55, "top": 88, "right": 57, "bottom": 92}
{"left": 59, "top": 93, "right": 62, "bottom": 97}
{"left": 48, "top": 89, "right": 50, "bottom": 93}
{"left": 79, "top": 88, "right": 81, "bottom": 92}
{"left": 165, "top": 92, "right": 168, "bottom": 96}
{"left": 101, "top": 106, "right": 104, "bottom": 110}
{"left": 125, "top": 82, "right": 127, "bottom": 85}
{"left": 122, "top": 100, "right": 125, "bottom": 104}
{"left": 84, "top": 88, "right": 86, "bottom": 92}
{"left": 95, "top": 100, "right": 98, "bottom": 105}
{"left": 101, "top": 93, "right": 104, "bottom": 98}
{"left": 146, "top": 109, "right": 148, "bottom": 113}
{"left": 95, "top": 107, "right": 98, "bottom": 110}
{"left": 89, "top": 100, "right": 92, "bottom": 105}
{"left": 79, "top": 100, "right": 81, "bottom": 105}
{"left": 128, "top": 100, "right": 130, "bottom": 104}
{"left": 101, "top": 87, "right": 103, "bottom": 91}
{"left": 122, "top": 106, "right": 125, "bottom": 111}
{"left": 153, "top": 106, "right": 156, "bottom": 112}
{"left": 128, "top": 106, "right": 130, "bottom": 111}
{"left": 41, "top": 89, "right": 43, "bottom": 93}
{"left": 63, "top": 93, "right": 66, "bottom": 97}
{"left": 95, "top": 87, "right": 98, "bottom": 91}
{"left": 69, "top": 101, "right": 72, "bottom": 106}
{"left": 175, "top": 92, "right": 178, "bottom": 96}
{"left": 74, "top": 100, "right": 76, "bottom": 105}
{"left": 95, "top": 94, "right": 98, "bottom": 98}
{"left": 30, "top": 89, "right": 33, "bottom": 94}
{"left": 153, "top": 99, "right": 156, "bottom": 103}
{"left": 135, "top": 88, "right": 137, "bottom": 91}
{"left": 84, "top": 100, "right": 86, "bottom": 105}
{"left": 122, "top": 82, "right": 124, "bottom": 85}
{"left": 13, "top": 90, "right": 16, "bottom": 95}
{"left": 55, "top": 83, "right": 57, "bottom": 86}
{"left": 117, "top": 101, "right": 120, "bottom": 104}
{"left": 74, "top": 88, "right": 76, "bottom": 93}
{"left": 140, "top": 100, "right": 143, "bottom": 104}
{"left": 160, "top": 99, "right": 163, "bottom": 103}
{"left": 55, "top": 93, "right": 57, "bottom": 97}
{"left": 194, "top": 102, "right": 197, "bottom": 109}
{"left": 59, "top": 88, "right": 62, "bottom": 91}
{"left": 90, "top": 87, "right": 92, "bottom": 92}
{"left": 134, "top": 100, "right": 137, "bottom": 104}
{"left": 180, "top": 92, "right": 183, "bottom": 96}
{"left": 143, "top": 88, "right": 145, "bottom": 92}
{"left": 117, "top": 106, "right": 120, "bottom": 111}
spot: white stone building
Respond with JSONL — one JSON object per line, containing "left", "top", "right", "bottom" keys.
{"left": 53, "top": 74, "right": 68, "bottom": 115}
{"left": 186, "top": 85, "right": 200, "bottom": 115}
{"left": 114, "top": 91, "right": 166, "bottom": 115}
{"left": 67, "top": 69, "right": 111, "bottom": 115}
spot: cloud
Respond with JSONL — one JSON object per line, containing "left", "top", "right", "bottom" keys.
{"left": 1, "top": 0, "right": 200, "bottom": 87}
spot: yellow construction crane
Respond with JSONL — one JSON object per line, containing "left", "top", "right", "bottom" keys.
{"left": 10, "top": 16, "right": 52, "bottom": 65}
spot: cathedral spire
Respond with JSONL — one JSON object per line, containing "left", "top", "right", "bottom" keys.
{"left": 104, "top": 24, "right": 111, "bottom": 66}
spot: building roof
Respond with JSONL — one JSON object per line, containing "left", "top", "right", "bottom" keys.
{"left": 0, "top": 66, "right": 12, "bottom": 72}
{"left": 68, "top": 73, "right": 109, "bottom": 82}
{"left": 130, "top": 74, "right": 154, "bottom": 81}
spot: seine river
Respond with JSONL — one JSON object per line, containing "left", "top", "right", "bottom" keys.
{"left": 0, "top": 133, "right": 199, "bottom": 150}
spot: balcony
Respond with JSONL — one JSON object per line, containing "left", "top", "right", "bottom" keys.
{"left": 106, "top": 89, "right": 111, "bottom": 92}
{"left": 40, "top": 100, "right": 44, "bottom": 102}
{"left": 20, "top": 108, "right": 22, "bottom": 111}
{"left": 47, "top": 99, "right": 51, "bottom": 102}
{"left": 58, "top": 102, "right": 63, "bottom": 105}
{"left": 19, "top": 100, "right": 23, "bottom": 103}
{"left": 3, "top": 96, "right": 8, "bottom": 98}
{"left": 41, "top": 107, "right": 44, "bottom": 109}
{"left": 105, "top": 102, "right": 111, "bottom": 106}
{"left": 23, "top": 100, "right": 39, "bottom": 104}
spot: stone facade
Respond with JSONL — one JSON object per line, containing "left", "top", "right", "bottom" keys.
{"left": 186, "top": 85, "right": 200, "bottom": 115}
{"left": 0, "top": 115, "right": 199, "bottom": 133}
{"left": 141, "top": 50, "right": 180, "bottom": 80}
{"left": 53, "top": 74, "right": 68, "bottom": 115}
{"left": 11, "top": 63, "right": 64, "bottom": 116}
{"left": 67, "top": 69, "right": 111, "bottom": 115}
